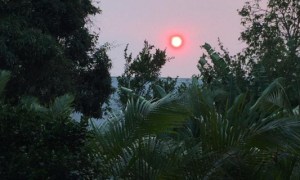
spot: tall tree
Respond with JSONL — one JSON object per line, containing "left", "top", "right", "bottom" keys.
{"left": 197, "top": 41, "right": 250, "bottom": 107}
{"left": 0, "top": 0, "right": 113, "bottom": 117}
{"left": 201, "top": 0, "right": 300, "bottom": 105}
{"left": 238, "top": 0, "right": 300, "bottom": 95}
{"left": 117, "top": 41, "right": 177, "bottom": 105}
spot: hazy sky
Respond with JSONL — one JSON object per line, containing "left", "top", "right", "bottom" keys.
{"left": 93, "top": 1, "right": 247, "bottom": 78}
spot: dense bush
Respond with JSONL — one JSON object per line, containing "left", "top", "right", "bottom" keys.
{"left": 89, "top": 77, "right": 300, "bottom": 179}
{"left": 0, "top": 71, "right": 99, "bottom": 179}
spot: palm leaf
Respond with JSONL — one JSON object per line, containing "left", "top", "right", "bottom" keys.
{"left": 250, "top": 78, "right": 292, "bottom": 114}
{"left": 153, "top": 84, "right": 167, "bottom": 98}
{"left": 123, "top": 90, "right": 190, "bottom": 135}
{"left": 90, "top": 90, "right": 190, "bottom": 178}
{"left": 175, "top": 77, "right": 300, "bottom": 178}
{"left": 20, "top": 96, "right": 47, "bottom": 113}
{"left": 48, "top": 94, "right": 74, "bottom": 119}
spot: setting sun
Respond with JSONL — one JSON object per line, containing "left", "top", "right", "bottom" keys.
{"left": 171, "top": 35, "right": 183, "bottom": 48}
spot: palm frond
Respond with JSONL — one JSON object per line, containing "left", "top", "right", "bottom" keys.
{"left": 48, "top": 94, "right": 74, "bottom": 118}
{"left": 20, "top": 96, "right": 47, "bottom": 113}
{"left": 250, "top": 78, "right": 292, "bottom": 114}
{"left": 123, "top": 91, "right": 190, "bottom": 136}
{"left": 153, "top": 84, "right": 167, "bottom": 98}
{"left": 90, "top": 90, "right": 190, "bottom": 178}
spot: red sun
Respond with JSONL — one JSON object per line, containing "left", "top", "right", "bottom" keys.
{"left": 170, "top": 35, "right": 183, "bottom": 48}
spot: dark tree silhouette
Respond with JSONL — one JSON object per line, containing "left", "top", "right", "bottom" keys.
{"left": 0, "top": 0, "right": 113, "bottom": 118}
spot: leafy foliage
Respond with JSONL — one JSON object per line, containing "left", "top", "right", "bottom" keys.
{"left": 0, "top": 0, "right": 113, "bottom": 118}
{"left": 90, "top": 77, "right": 300, "bottom": 179}
{"left": 198, "top": 0, "right": 300, "bottom": 105}
{"left": 117, "top": 41, "right": 178, "bottom": 106}
{"left": 0, "top": 71, "right": 99, "bottom": 179}
{"left": 89, "top": 88, "right": 189, "bottom": 178}
{"left": 175, "top": 78, "right": 300, "bottom": 179}
{"left": 238, "top": 0, "right": 300, "bottom": 102}
{"left": 197, "top": 41, "right": 249, "bottom": 105}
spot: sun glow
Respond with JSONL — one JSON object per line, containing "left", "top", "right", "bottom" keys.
{"left": 171, "top": 35, "right": 183, "bottom": 48}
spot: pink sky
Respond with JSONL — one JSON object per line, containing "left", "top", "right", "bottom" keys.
{"left": 93, "top": 1, "right": 247, "bottom": 78}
